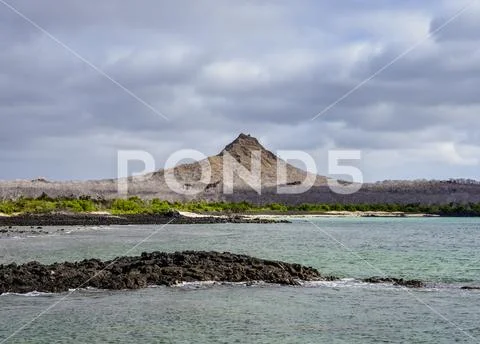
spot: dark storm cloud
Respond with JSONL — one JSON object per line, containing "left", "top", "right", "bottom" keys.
{"left": 0, "top": 0, "right": 479, "bottom": 181}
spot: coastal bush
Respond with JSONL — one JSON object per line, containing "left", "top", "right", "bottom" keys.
{"left": 150, "top": 199, "right": 172, "bottom": 213}
{"left": 0, "top": 200, "right": 16, "bottom": 214}
{"left": 2, "top": 197, "right": 480, "bottom": 216}
{"left": 111, "top": 198, "right": 146, "bottom": 214}
{"left": 18, "top": 199, "right": 57, "bottom": 213}
{"left": 225, "top": 201, "right": 254, "bottom": 213}
{"left": 58, "top": 199, "right": 98, "bottom": 212}
{"left": 296, "top": 203, "right": 316, "bottom": 212}
{"left": 303, "top": 204, "right": 330, "bottom": 212}
{"left": 266, "top": 203, "right": 288, "bottom": 212}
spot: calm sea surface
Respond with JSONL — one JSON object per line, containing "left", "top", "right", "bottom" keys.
{"left": 1, "top": 217, "right": 479, "bottom": 343}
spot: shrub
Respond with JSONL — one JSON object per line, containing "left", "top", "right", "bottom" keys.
{"left": 110, "top": 198, "right": 145, "bottom": 214}
{"left": 21, "top": 199, "right": 57, "bottom": 213}
{"left": 150, "top": 199, "right": 172, "bottom": 214}
{"left": 59, "top": 199, "right": 97, "bottom": 212}
{"left": 266, "top": 203, "right": 288, "bottom": 212}
{"left": 0, "top": 201, "right": 16, "bottom": 214}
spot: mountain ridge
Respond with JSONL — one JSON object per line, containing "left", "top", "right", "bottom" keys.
{"left": 152, "top": 133, "right": 326, "bottom": 191}
{"left": 0, "top": 133, "right": 479, "bottom": 205}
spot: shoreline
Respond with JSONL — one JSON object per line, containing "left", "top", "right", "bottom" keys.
{"left": 242, "top": 211, "right": 439, "bottom": 220}
{"left": 0, "top": 210, "right": 471, "bottom": 227}
{"left": 0, "top": 212, "right": 288, "bottom": 227}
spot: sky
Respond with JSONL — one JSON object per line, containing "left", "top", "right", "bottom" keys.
{"left": 0, "top": 0, "right": 479, "bottom": 182}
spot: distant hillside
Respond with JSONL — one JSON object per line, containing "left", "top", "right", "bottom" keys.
{"left": 0, "top": 134, "right": 479, "bottom": 205}
{"left": 149, "top": 133, "right": 326, "bottom": 193}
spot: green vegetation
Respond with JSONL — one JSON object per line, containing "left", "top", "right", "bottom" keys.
{"left": 1, "top": 195, "right": 480, "bottom": 216}
{"left": 109, "top": 197, "right": 171, "bottom": 215}
{"left": 0, "top": 196, "right": 98, "bottom": 214}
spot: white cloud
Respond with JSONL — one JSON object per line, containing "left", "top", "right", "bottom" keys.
{"left": 201, "top": 59, "right": 270, "bottom": 89}
{"left": 0, "top": 0, "right": 479, "bottom": 181}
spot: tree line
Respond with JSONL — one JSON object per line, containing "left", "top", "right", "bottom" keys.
{"left": 1, "top": 195, "right": 480, "bottom": 216}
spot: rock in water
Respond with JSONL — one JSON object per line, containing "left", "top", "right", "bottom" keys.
{"left": 363, "top": 276, "right": 424, "bottom": 288}
{"left": 461, "top": 286, "right": 480, "bottom": 290}
{"left": 0, "top": 251, "right": 332, "bottom": 294}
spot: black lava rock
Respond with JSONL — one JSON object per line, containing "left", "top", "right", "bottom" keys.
{"left": 0, "top": 251, "right": 328, "bottom": 294}
{"left": 363, "top": 276, "right": 424, "bottom": 288}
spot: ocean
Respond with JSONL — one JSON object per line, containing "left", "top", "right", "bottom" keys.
{"left": 1, "top": 217, "right": 479, "bottom": 343}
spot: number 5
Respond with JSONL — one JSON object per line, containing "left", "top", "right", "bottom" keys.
{"left": 328, "top": 150, "right": 363, "bottom": 195}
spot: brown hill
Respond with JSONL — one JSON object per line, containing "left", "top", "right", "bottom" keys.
{"left": 1, "top": 134, "right": 479, "bottom": 205}
{"left": 150, "top": 133, "right": 325, "bottom": 194}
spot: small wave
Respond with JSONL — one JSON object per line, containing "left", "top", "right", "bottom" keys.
{"left": 300, "top": 278, "right": 428, "bottom": 290}
{"left": 162, "top": 279, "right": 463, "bottom": 291}
{"left": 173, "top": 280, "right": 273, "bottom": 289}
{"left": 173, "top": 279, "right": 415, "bottom": 290}
{"left": 298, "top": 278, "right": 408, "bottom": 290}
{"left": 1, "top": 232, "right": 58, "bottom": 239}
{"left": 1, "top": 290, "right": 53, "bottom": 297}
{"left": 2, "top": 280, "right": 473, "bottom": 296}
{"left": 300, "top": 279, "right": 470, "bottom": 292}
{"left": 67, "top": 286, "right": 109, "bottom": 293}
{"left": 300, "top": 278, "right": 362, "bottom": 288}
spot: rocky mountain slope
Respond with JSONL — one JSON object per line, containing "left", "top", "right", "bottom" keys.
{"left": 150, "top": 133, "right": 326, "bottom": 193}
{"left": 0, "top": 133, "right": 326, "bottom": 201}
{"left": 0, "top": 134, "right": 479, "bottom": 205}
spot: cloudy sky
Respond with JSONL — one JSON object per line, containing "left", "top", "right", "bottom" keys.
{"left": 1, "top": 0, "right": 479, "bottom": 182}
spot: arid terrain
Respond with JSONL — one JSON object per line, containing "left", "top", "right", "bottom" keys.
{"left": 1, "top": 134, "right": 479, "bottom": 205}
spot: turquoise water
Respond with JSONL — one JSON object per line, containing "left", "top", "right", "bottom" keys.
{"left": 1, "top": 218, "right": 480, "bottom": 343}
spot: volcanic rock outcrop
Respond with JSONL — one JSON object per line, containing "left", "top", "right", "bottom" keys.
{"left": 0, "top": 251, "right": 331, "bottom": 294}
{"left": 363, "top": 276, "right": 424, "bottom": 288}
